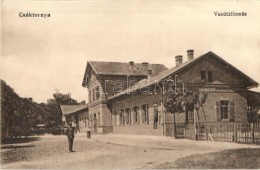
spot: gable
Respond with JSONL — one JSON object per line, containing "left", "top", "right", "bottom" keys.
{"left": 108, "top": 51, "right": 258, "bottom": 100}
{"left": 150, "top": 51, "right": 258, "bottom": 88}
{"left": 82, "top": 63, "right": 99, "bottom": 88}
{"left": 175, "top": 52, "right": 258, "bottom": 88}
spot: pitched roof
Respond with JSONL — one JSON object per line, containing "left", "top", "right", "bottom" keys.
{"left": 60, "top": 105, "right": 88, "bottom": 115}
{"left": 82, "top": 61, "right": 167, "bottom": 87}
{"left": 88, "top": 61, "right": 167, "bottom": 75}
{"left": 247, "top": 90, "right": 260, "bottom": 105}
{"left": 108, "top": 51, "right": 259, "bottom": 100}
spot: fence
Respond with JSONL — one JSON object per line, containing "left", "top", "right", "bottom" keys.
{"left": 165, "top": 122, "right": 260, "bottom": 145}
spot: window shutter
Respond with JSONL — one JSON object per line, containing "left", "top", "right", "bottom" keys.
{"left": 229, "top": 101, "right": 234, "bottom": 121}
{"left": 216, "top": 101, "right": 221, "bottom": 121}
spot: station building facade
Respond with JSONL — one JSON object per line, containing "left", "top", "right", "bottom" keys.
{"left": 82, "top": 50, "right": 259, "bottom": 135}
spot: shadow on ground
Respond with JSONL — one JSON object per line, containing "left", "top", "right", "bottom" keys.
{"left": 1, "top": 145, "right": 36, "bottom": 149}
{"left": 1, "top": 136, "right": 41, "bottom": 145}
{"left": 155, "top": 148, "right": 260, "bottom": 169}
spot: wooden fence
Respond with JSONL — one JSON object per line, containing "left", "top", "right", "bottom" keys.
{"left": 165, "top": 122, "right": 260, "bottom": 145}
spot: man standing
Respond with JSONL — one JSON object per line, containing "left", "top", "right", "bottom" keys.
{"left": 67, "top": 122, "right": 75, "bottom": 153}
{"left": 153, "top": 104, "right": 158, "bottom": 129}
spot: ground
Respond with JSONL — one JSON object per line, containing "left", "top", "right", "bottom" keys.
{"left": 1, "top": 134, "right": 260, "bottom": 169}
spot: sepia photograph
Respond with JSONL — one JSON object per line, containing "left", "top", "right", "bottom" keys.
{"left": 1, "top": 0, "right": 260, "bottom": 169}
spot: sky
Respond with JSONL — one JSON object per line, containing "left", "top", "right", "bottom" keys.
{"left": 1, "top": 0, "right": 260, "bottom": 103}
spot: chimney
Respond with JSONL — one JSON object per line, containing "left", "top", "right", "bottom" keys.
{"left": 142, "top": 62, "right": 149, "bottom": 67}
{"left": 142, "top": 62, "right": 148, "bottom": 72}
{"left": 175, "top": 55, "right": 183, "bottom": 66}
{"left": 129, "top": 61, "right": 134, "bottom": 72}
{"left": 147, "top": 69, "right": 152, "bottom": 77}
{"left": 129, "top": 61, "right": 134, "bottom": 65}
{"left": 187, "top": 49, "right": 194, "bottom": 61}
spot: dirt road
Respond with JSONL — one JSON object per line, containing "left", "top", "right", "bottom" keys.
{"left": 1, "top": 134, "right": 259, "bottom": 169}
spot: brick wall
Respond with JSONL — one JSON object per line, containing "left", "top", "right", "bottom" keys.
{"left": 113, "top": 123, "right": 163, "bottom": 136}
{"left": 111, "top": 92, "right": 166, "bottom": 135}
{"left": 88, "top": 103, "right": 113, "bottom": 134}
{"left": 196, "top": 89, "right": 247, "bottom": 122}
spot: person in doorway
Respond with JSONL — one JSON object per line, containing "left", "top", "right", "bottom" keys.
{"left": 67, "top": 122, "right": 75, "bottom": 153}
{"left": 153, "top": 103, "right": 159, "bottom": 129}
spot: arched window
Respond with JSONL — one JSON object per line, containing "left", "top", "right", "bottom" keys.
{"left": 133, "top": 106, "right": 139, "bottom": 124}
{"left": 142, "top": 104, "right": 149, "bottom": 124}
{"left": 125, "top": 108, "right": 131, "bottom": 125}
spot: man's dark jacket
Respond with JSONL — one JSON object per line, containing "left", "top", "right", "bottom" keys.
{"left": 67, "top": 127, "right": 75, "bottom": 138}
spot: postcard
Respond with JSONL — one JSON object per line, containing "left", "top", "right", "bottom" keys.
{"left": 1, "top": 0, "right": 260, "bottom": 169}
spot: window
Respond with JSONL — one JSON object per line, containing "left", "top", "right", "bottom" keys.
{"left": 92, "top": 89, "right": 95, "bottom": 101}
{"left": 188, "top": 110, "right": 194, "bottom": 123}
{"left": 95, "top": 86, "right": 100, "bottom": 100}
{"left": 113, "top": 111, "right": 117, "bottom": 126}
{"left": 125, "top": 108, "right": 131, "bottom": 125}
{"left": 220, "top": 100, "right": 229, "bottom": 119}
{"left": 142, "top": 104, "right": 149, "bottom": 124}
{"left": 208, "top": 71, "right": 213, "bottom": 82}
{"left": 201, "top": 71, "right": 206, "bottom": 81}
{"left": 216, "top": 100, "right": 234, "bottom": 121}
{"left": 133, "top": 106, "right": 139, "bottom": 124}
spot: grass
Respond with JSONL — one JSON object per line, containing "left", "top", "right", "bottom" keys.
{"left": 155, "top": 148, "right": 260, "bottom": 169}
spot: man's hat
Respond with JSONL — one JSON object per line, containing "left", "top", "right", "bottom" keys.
{"left": 153, "top": 103, "right": 158, "bottom": 107}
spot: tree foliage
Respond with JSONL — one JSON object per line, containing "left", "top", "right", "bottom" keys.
{"left": 1, "top": 80, "right": 46, "bottom": 139}
{"left": 163, "top": 88, "right": 207, "bottom": 114}
{"left": 47, "top": 91, "right": 78, "bottom": 105}
{"left": 162, "top": 87, "right": 207, "bottom": 138}
{"left": 44, "top": 90, "right": 79, "bottom": 128}
{"left": 1, "top": 80, "right": 81, "bottom": 138}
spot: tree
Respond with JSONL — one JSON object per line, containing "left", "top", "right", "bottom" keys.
{"left": 47, "top": 91, "right": 78, "bottom": 105}
{"left": 1, "top": 80, "right": 47, "bottom": 139}
{"left": 44, "top": 90, "right": 79, "bottom": 128}
{"left": 163, "top": 87, "right": 207, "bottom": 138}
